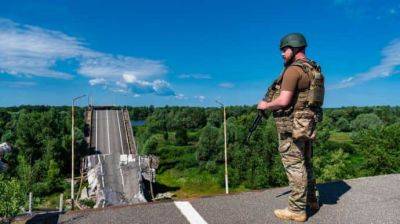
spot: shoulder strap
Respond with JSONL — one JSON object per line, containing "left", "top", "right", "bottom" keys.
{"left": 289, "top": 59, "right": 316, "bottom": 91}
{"left": 291, "top": 59, "right": 309, "bottom": 72}
{"left": 293, "top": 59, "right": 321, "bottom": 72}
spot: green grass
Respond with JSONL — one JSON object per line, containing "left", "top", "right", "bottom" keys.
{"left": 329, "top": 131, "right": 352, "bottom": 143}
{"left": 187, "top": 130, "right": 200, "bottom": 143}
{"left": 348, "top": 154, "right": 367, "bottom": 177}
{"left": 156, "top": 168, "right": 226, "bottom": 198}
{"left": 35, "top": 192, "right": 63, "bottom": 209}
{"left": 349, "top": 154, "right": 364, "bottom": 164}
{"left": 156, "top": 166, "right": 252, "bottom": 199}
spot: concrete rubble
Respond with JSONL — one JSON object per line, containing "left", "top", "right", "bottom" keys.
{"left": 0, "top": 142, "right": 11, "bottom": 171}
{"left": 0, "top": 142, "right": 11, "bottom": 156}
{"left": 82, "top": 154, "right": 158, "bottom": 208}
{"left": 154, "top": 192, "right": 175, "bottom": 200}
{"left": 138, "top": 155, "right": 159, "bottom": 183}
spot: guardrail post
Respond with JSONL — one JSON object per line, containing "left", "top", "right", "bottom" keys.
{"left": 59, "top": 193, "right": 64, "bottom": 212}
{"left": 28, "top": 192, "right": 32, "bottom": 215}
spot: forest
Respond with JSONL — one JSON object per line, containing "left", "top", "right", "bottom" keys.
{"left": 1, "top": 105, "right": 400, "bottom": 219}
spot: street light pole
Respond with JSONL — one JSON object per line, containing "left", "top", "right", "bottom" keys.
{"left": 71, "top": 94, "right": 86, "bottom": 210}
{"left": 216, "top": 100, "right": 229, "bottom": 194}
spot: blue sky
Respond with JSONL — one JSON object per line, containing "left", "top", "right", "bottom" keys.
{"left": 0, "top": 0, "right": 399, "bottom": 107}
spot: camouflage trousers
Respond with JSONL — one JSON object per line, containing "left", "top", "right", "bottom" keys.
{"left": 278, "top": 133, "right": 317, "bottom": 213}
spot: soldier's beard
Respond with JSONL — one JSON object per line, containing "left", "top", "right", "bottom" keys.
{"left": 284, "top": 54, "right": 295, "bottom": 67}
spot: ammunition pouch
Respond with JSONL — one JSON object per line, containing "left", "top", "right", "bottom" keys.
{"left": 292, "top": 109, "right": 317, "bottom": 140}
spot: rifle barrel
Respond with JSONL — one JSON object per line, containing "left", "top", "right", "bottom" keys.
{"left": 246, "top": 113, "right": 263, "bottom": 143}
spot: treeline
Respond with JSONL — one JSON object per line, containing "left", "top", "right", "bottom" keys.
{"left": 129, "top": 105, "right": 400, "bottom": 133}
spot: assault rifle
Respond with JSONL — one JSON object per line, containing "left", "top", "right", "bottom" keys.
{"left": 245, "top": 83, "right": 275, "bottom": 144}
{"left": 245, "top": 109, "right": 268, "bottom": 144}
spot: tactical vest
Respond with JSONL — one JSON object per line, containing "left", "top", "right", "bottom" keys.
{"left": 265, "top": 59, "right": 325, "bottom": 140}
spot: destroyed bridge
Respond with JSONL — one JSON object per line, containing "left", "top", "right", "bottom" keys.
{"left": 81, "top": 106, "right": 158, "bottom": 208}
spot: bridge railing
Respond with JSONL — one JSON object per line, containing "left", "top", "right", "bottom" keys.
{"left": 84, "top": 106, "right": 93, "bottom": 147}
{"left": 122, "top": 109, "right": 137, "bottom": 155}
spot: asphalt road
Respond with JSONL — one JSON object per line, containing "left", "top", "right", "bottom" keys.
{"left": 92, "top": 109, "right": 128, "bottom": 155}
{"left": 90, "top": 109, "right": 140, "bottom": 206}
{"left": 59, "top": 173, "right": 400, "bottom": 224}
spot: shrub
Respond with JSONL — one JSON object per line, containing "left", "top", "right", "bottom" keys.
{"left": 0, "top": 175, "right": 25, "bottom": 220}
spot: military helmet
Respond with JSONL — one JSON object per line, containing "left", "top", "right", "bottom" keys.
{"left": 280, "top": 33, "right": 307, "bottom": 49}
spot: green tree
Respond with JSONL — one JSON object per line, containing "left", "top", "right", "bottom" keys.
{"left": 196, "top": 124, "right": 220, "bottom": 162}
{"left": 0, "top": 110, "right": 11, "bottom": 139}
{"left": 16, "top": 154, "right": 32, "bottom": 194}
{"left": 314, "top": 149, "right": 351, "bottom": 182}
{"left": 143, "top": 135, "right": 159, "bottom": 155}
{"left": 336, "top": 117, "right": 351, "bottom": 132}
{"left": 321, "top": 110, "right": 334, "bottom": 127}
{"left": 44, "top": 160, "right": 63, "bottom": 193}
{"left": 353, "top": 123, "right": 400, "bottom": 175}
{"left": 175, "top": 128, "right": 188, "bottom": 146}
{"left": 207, "top": 110, "right": 222, "bottom": 127}
{"left": 0, "top": 175, "right": 25, "bottom": 221}
{"left": 1, "top": 130, "right": 14, "bottom": 142}
{"left": 350, "top": 113, "right": 383, "bottom": 131}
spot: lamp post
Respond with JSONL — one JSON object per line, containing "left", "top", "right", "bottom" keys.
{"left": 71, "top": 94, "right": 86, "bottom": 210}
{"left": 215, "top": 100, "right": 229, "bottom": 194}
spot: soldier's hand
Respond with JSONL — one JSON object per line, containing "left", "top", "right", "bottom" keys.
{"left": 257, "top": 100, "right": 268, "bottom": 110}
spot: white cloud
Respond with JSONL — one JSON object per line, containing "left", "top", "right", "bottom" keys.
{"left": 115, "top": 81, "right": 128, "bottom": 88}
{"left": 0, "top": 19, "right": 93, "bottom": 79}
{"left": 0, "top": 18, "right": 174, "bottom": 96}
{"left": 111, "top": 88, "right": 129, "bottom": 94}
{"left": 78, "top": 53, "right": 169, "bottom": 96}
{"left": 330, "top": 39, "right": 400, "bottom": 89}
{"left": 175, "top": 93, "right": 187, "bottom": 100}
{"left": 178, "top": 73, "right": 212, "bottom": 79}
{"left": 0, "top": 81, "right": 37, "bottom": 88}
{"left": 219, "top": 82, "right": 235, "bottom": 88}
{"left": 122, "top": 73, "right": 137, "bottom": 83}
{"left": 79, "top": 55, "right": 167, "bottom": 80}
{"left": 195, "top": 95, "right": 206, "bottom": 102}
{"left": 152, "top": 80, "right": 175, "bottom": 96}
{"left": 127, "top": 79, "right": 176, "bottom": 96}
{"left": 89, "top": 78, "right": 107, "bottom": 86}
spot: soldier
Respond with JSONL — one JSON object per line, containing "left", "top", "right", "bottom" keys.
{"left": 257, "top": 33, "right": 325, "bottom": 222}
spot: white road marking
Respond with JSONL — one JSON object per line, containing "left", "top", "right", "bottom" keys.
{"left": 119, "top": 167, "right": 125, "bottom": 189}
{"left": 116, "top": 110, "right": 125, "bottom": 155}
{"left": 95, "top": 110, "right": 105, "bottom": 188}
{"left": 106, "top": 110, "right": 111, "bottom": 154}
{"left": 174, "top": 201, "right": 208, "bottom": 224}
{"left": 97, "top": 154, "right": 105, "bottom": 188}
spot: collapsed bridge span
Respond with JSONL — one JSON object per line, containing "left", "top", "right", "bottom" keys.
{"left": 82, "top": 106, "right": 158, "bottom": 208}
